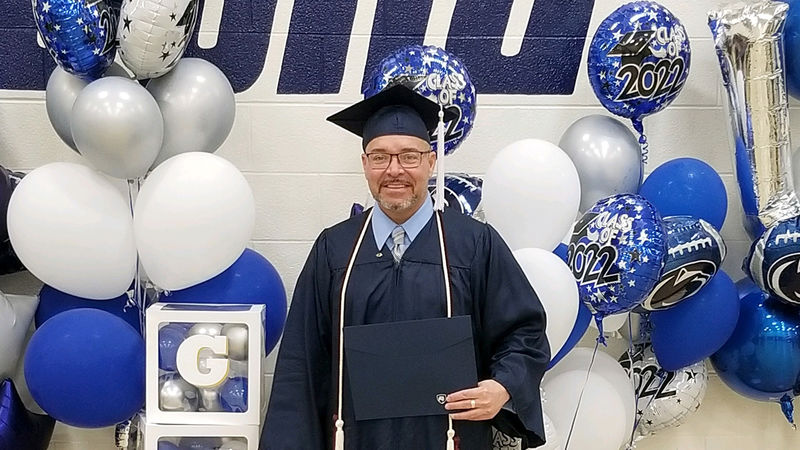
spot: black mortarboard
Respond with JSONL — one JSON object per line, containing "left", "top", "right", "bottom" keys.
{"left": 343, "top": 316, "right": 477, "bottom": 421}
{"left": 327, "top": 84, "right": 458, "bottom": 149}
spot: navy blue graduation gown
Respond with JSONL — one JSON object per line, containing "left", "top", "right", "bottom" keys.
{"left": 261, "top": 208, "right": 550, "bottom": 450}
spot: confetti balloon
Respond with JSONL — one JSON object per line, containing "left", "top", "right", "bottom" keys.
{"left": 427, "top": 173, "right": 482, "bottom": 217}
{"left": 745, "top": 216, "right": 800, "bottom": 307}
{"left": 567, "top": 194, "right": 666, "bottom": 332}
{"left": 620, "top": 344, "right": 708, "bottom": 437}
{"left": 32, "top": 0, "right": 117, "bottom": 80}
{"left": 118, "top": 0, "right": 199, "bottom": 79}
{"left": 364, "top": 45, "right": 476, "bottom": 155}
{"left": 588, "top": 1, "right": 690, "bottom": 160}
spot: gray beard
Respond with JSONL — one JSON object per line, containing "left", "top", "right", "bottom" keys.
{"left": 376, "top": 192, "right": 419, "bottom": 213}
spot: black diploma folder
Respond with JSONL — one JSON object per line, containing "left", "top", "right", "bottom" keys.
{"left": 343, "top": 315, "right": 478, "bottom": 421}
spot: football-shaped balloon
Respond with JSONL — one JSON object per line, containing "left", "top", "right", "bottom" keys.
{"left": 32, "top": 0, "right": 117, "bottom": 80}
{"left": 118, "top": 0, "right": 199, "bottom": 79}
{"left": 427, "top": 173, "right": 482, "bottom": 217}
{"left": 639, "top": 216, "right": 726, "bottom": 311}
{"left": 745, "top": 216, "right": 800, "bottom": 306}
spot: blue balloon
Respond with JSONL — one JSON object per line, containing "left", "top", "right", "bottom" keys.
{"left": 219, "top": 376, "right": 248, "bottom": 413}
{"left": 784, "top": 0, "right": 800, "bottom": 99}
{"left": 159, "top": 324, "right": 188, "bottom": 372}
{"left": 568, "top": 194, "right": 666, "bottom": 325}
{"left": 162, "top": 249, "right": 287, "bottom": 355}
{"left": 547, "top": 300, "right": 592, "bottom": 370}
{"left": 735, "top": 276, "right": 760, "bottom": 300}
{"left": 32, "top": 0, "right": 116, "bottom": 80}
{"left": 650, "top": 271, "right": 739, "bottom": 371}
{"left": 553, "top": 243, "right": 569, "bottom": 263}
{"left": 363, "top": 45, "right": 476, "bottom": 155}
{"left": 158, "top": 442, "right": 179, "bottom": 450}
{"left": 710, "top": 290, "right": 800, "bottom": 423}
{"left": 35, "top": 285, "right": 140, "bottom": 333}
{"left": 0, "top": 379, "right": 55, "bottom": 450}
{"left": 24, "top": 309, "right": 145, "bottom": 428}
{"left": 427, "top": 173, "right": 482, "bottom": 217}
{"left": 638, "top": 216, "right": 726, "bottom": 311}
{"left": 640, "top": 158, "right": 727, "bottom": 230}
{"left": 744, "top": 216, "right": 800, "bottom": 307}
{"left": 588, "top": 2, "right": 690, "bottom": 123}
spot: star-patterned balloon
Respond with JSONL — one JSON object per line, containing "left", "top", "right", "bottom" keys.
{"left": 567, "top": 194, "right": 666, "bottom": 327}
{"left": 363, "top": 45, "right": 476, "bottom": 156}
{"left": 427, "top": 173, "right": 482, "bottom": 217}
{"left": 32, "top": 0, "right": 117, "bottom": 80}
{"left": 118, "top": 0, "right": 198, "bottom": 79}
{"left": 619, "top": 344, "right": 708, "bottom": 438}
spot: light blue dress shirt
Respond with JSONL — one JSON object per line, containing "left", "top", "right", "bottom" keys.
{"left": 371, "top": 195, "right": 434, "bottom": 251}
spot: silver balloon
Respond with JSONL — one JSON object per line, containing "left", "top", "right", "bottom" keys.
{"left": 187, "top": 322, "right": 223, "bottom": 338}
{"left": 70, "top": 76, "right": 164, "bottom": 179}
{"left": 559, "top": 115, "right": 643, "bottom": 212}
{"left": 159, "top": 373, "right": 199, "bottom": 411}
{"left": 46, "top": 67, "right": 87, "bottom": 152}
{"left": 620, "top": 344, "right": 707, "bottom": 438}
{"left": 219, "top": 438, "right": 249, "bottom": 450}
{"left": 710, "top": 2, "right": 800, "bottom": 238}
{"left": 222, "top": 323, "right": 249, "bottom": 361}
{"left": 146, "top": 58, "right": 236, "bottom": 168}
{"left": 199, "top": 387, "right": 223, "bottom": 412}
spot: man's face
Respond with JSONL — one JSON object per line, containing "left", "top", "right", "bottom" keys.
{"left": 362, "top": 134, "right": 436, "bottom": 217}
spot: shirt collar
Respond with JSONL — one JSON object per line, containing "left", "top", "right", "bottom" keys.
{"left": 371, "top": 195, "right": 434, "bottom": 249}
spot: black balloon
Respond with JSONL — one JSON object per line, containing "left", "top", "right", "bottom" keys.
{"left": 0, "top": 379, "right": 55, "bottom": 450}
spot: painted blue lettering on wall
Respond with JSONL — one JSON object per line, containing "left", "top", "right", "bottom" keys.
{"left": 0, "top": 0, "right": 595, "bottom": 95}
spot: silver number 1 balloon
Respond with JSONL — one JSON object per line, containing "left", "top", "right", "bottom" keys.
{"left": 709, "top": 1, "right": 800, "bottom": 238}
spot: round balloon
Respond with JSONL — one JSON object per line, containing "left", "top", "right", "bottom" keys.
{"left": 567, "top": 194, "right": 666, "bottom": 323}
{"left": 146, "top": 58, "right": 236, "bottom": 168}
{"left": 45, "top": 67, "right": 87, "bottom": 152}
{"left": 639, "top": 158, "right": 727, "bottom": 230}
{"left": 650, "top": 271, "right": 740, "bottom": 371}
{"left": 134, "top": 153, "right": 255, "bottom": 291}
{"left": 512, "top": 249, "right": 579, "bottom": 361}
{"left": 745, "top": 216, "right": 800, "bottom": 307}
{"left": 162, "top": 248, "right": 287, "bottom": 356}
{"left": 158, "top": 324, "right": 188, "bottom": 371}
{"left": 558, "top": 115, "right": 643, "bottom": 212}
{"left": 118, "top": 0, "right": 199, "bottom": 79}
{"left": 7, "top": 163, "right": 137, "bottom": 300}
{"left": 71, "top": 77, "right": 164, "bottom": 179}
{"left": 619, "top": 344, "right": 707, "bottom": 437}
{"left": 483, "top": 139, "right": 581, "bottom": 251}
{"left": 427, "top": 173, "right": 482, "bottom": 217}
{"left": 0, "top": 293, "right": 38, "bottom": 380}
{"left": 24, "top": 309, "right": 145, "bottom": 428}
{"left": 588, "top": 1, "right": 690, "bottom": 122}
{"left": 32, "top": 0, "right": 116, "bottom": 80}
{"left": 219, "top": 376, "right": 248, "bottom": 412}
{"left": 710, "top": 290, "right": 800, "bottom": 423}
{"left": 639, "top": 216, "right": 726, "bottom": 311}
{"left": 363, "top": 45, "right": 476, "bottom": 155}
{"left": 35, "top": 285, "right": 140, "bottom": 333}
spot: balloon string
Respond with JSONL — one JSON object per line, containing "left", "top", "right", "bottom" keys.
{"left": 624, "top": 313, "right": 640, "bottom": 449}
{"left": 126, "top": 178, "right": 145, "bottom": 337}
{"left": 632, "top": 119, "right": 648, "bottom": 165}
{"left": 564, "top": 340, "right": 600, "bottom": 450}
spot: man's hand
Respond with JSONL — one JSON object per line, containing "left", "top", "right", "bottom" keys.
{"left": 444, "top": 379, "right": 510, "bottom": 421}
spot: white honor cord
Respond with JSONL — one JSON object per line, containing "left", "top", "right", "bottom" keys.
{"left": 434, "top": 107, "right": 446, "bottom": 212}
{"left": 334, "top": 210, "right": 454, "bottom": 450}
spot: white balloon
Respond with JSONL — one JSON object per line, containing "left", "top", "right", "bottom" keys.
{"left": 483, "top": 139, "right": 580, "bottom": 251}
{"left": 134, "top": 153, "right": 255, "bottom": 290}
{"left": 542, "top": 370, "right": 628, "bottom": 450}
{"left": 588, "top": 312, "right": 630, "bottom": 334}
{"left": 8, "top": 163, "right": 137, "bottom": 299}
{"left": 118, "top": 0, "right": 199, "bottom": 79}
{"left": 540, "top": 413, "right": 564, "bottom": 450}
{"left": 512, "top": 248, "right": 579, "bottom": 360}
{"left": 0, "top": 293, "right": 38, "bottom": 379}
{"left": 545, "top": 347, "right": 636, "bottom": 442}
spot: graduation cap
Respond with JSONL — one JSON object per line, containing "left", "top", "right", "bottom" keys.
{"left": 607, "top": 30, "right": 655, "bottom": 65}
{"left": 326, "top": 84, "right": 458, "bottom": 150}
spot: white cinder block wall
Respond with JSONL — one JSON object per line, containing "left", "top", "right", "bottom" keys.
{"left": 1, "top": 0, "right": 799, "bottom": 448}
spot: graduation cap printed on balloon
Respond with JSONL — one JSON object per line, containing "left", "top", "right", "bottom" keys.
{"left": 588, "top": 1, "right": 691, "bottom": 163}
{"left": 327, "top": 84, "right": 458, "bottom": 211}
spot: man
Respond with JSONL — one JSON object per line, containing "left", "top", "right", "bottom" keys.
{"left": 261, "top": 85, "right": 549, "bottom": 449}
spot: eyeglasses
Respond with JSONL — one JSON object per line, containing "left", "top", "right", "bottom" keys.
{"left": 365, "top": 151, "right": 432, "bottom": 169}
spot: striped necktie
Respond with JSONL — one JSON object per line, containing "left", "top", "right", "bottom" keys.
{"left": 391, "top": 226, "right": 406, "bottom": 262}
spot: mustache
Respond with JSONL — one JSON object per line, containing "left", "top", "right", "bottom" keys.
{"left": 380, "top": 178, "right": 412, "bottom": 186}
